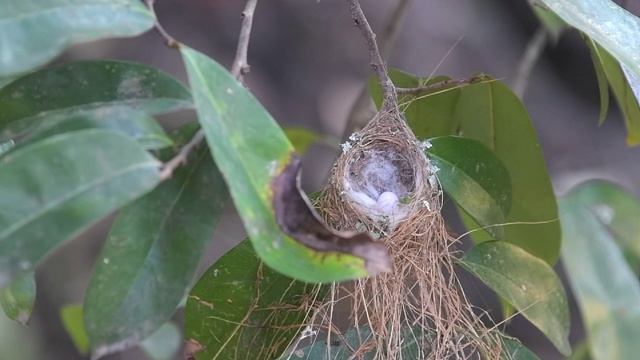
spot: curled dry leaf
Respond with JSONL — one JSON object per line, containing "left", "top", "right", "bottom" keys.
{"left": 271, "top": 154, "right": 391, "bottom": 276}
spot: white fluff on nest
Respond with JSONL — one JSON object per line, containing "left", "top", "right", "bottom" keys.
{"left": 343, "top": 150, "right": 411, "bottom": 227}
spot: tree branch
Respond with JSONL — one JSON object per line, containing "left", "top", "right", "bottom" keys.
{"left": 160, "top": 0, "right": 259, "bottom": 179}
{"left": 396, "top": 75, "right": 486, "bottom": 95}
{"left": 342, "top": 0, "right": 411, "bottom": 140}
{"left": 145, "top": 0, "right": 180, "bottom": 48}
{"left": 347, "top": 0, "right": 397, "bottom": 111}
{"left": 159, "top": 130, "right": 205, "bottom": 180}
{"left": 231, "top": 0, "right": 259, "bottom": 83}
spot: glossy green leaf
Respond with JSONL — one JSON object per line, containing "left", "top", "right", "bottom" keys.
{"left": 181, "top": 46, "right": 389, "bottom": 283}
{"left": 140, "top": 322, "right": 181, "bottom": 360}
{"left": 426, "top": 136, "right": 512, "bottom": 239}
{"left": 0, "top": 272, "right": 35, "bottom": 326}
{"left": 10, "top": 107, "right": 173, "bottom": 153}
{"left": 0, "top": 60, "right": 192, "bottom": 142}
{"left": 583, "top": 35, "right": 611, "bottom": 125}
{"left": 284, "top": 127, "right": 320, "bottom": 155}
{"left": 286, "top": 325, "right": 431, "bottom": 360}
{"left": 459, "top": 241, "right": 570, "bottom": 356}
{"left": 455, "top": 78, "right": 560, "bottom": 265}
{"left": 60, "top": 304, "right": 90, "bottom": 355}
{"left": 0, "top": 129, "right": 161, "bottom": 287}
{"left": 369, "top": 69, "right": 462, "bottom": 139}
{"left": 84, "top": 126, "right": 227, "bottom": 358}
{"left": 185, "top": 239, "right": 328, "bottom": 360}
{"left": 560, "top": 182, "right": 640, "bottom": 360}
{"left": 0, "top": 0, "right": 154, "bottom": 76}
{"left": 536, "top": 0, "right": 640, "bottom": 80}
{"left": 583, "top": 38, "right": 640, "bottom": 144}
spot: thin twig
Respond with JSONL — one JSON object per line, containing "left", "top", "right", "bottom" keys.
{"left": 342, "top": 0, "right": 412, "bottom": 140}
{"left": 159, "top": 130, "right": 205, "bottom": 180}
{"left": 231, "top": 0, "right": 259, "bottom": 82}
{"left": 159, "top": 0, "right": 259, "bottom": 179}
{"left": 396, "top": 75, "right": 486, "bottom": 95}
{"left": 347, "top": 0, "right": 398, "bottom": 112}
{"left": 512, "top": 26, "right": 548, "bottom": 98}
{"left": 145, "top": 0, "right": 180, "bottom": 48}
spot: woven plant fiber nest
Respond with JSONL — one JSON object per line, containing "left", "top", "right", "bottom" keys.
{"left": 316, "top": 106, "right": 500, "bottom": 359}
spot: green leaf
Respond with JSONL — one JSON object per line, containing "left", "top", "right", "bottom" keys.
{"left": 181, "top": 46, "right": 389, "bottom": 283}
{"left": 0, "top": 140, "right": 14, "bottom": 156}
{"left": 564, "top": 180, "right": 640, "bottom": 259}
{"left": 425, "top": 136, "right": 512, "bottom": 239}
{"left": 286, "top": 325, "right": 431, "bottom": 360}
{"left": 0, "top": 0, "right": 154, "bottom": 76}
{"left": 560, "top": 182, "right": 640, "bottom": 360}
{"left": 583, "top": 38, "right": 640, "bottom": 145}
{"left": 284, "top": 127, "right": 320, "bottom": 155}
{"left": 583, "top": 35, "right": 610, "bottom": 125}
{"left": 0, "top": 272, "right": 35, "bottom": 326}
{"left": 0, "top": 76, "right": 16, "bottom": 89}
{"left": 459, "top": 241, "right": 571, "bottom": 356}
{"left": 499, "top": 334, "right": 540, "bottom": 360}
{"left": 140, "top": 322, "right": 181, "bottom": 360}
{"left": 0, "top": 129, "right": 161, "bottom": 287}
{"left": 566, "top": 340, "right": 590, "bottom": 360}
{"left": 536, "top": 0, "right": 640, "bottom": 80}
{"left": 10, "top": 107, "right": 173, "bottom": 153}
{"left": 0, "top": 60, "right": 192, "bottom": 142}
{"left": 455, "top": 78, "right": 560, "bottom": 265}
{"left": 84, "top": 127, "right": 227, "bottom": 358}
{"left": 184, "top": 239, "right": 328, "bottom": 360}
{"left": 60, "top": 304, "right": 90, "bottom": 355}
{"left": 369, "top": 70, "right": 462, "bottom": 139}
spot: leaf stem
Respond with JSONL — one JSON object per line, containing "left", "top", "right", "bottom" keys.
{"left": 144, "top": 0, "right": 180, "bottom": 48}
{"left": 160, "top": 0, "right": 259, "bottom": 179}
{"left": 347, "top": 0, "right": 398, "bottom": 112}
{"left": 231, "top": 0, "right": 259, "bottom": 83}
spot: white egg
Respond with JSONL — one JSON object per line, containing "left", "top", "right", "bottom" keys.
{"left": 351, "top": 191, "right": 377, "bottom": 207}
{"left": 377, "top": 191, "right": 399, "bottom": 212}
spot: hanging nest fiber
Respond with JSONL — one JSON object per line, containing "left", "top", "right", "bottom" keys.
{"left": 315, "top": 104, "right": 501, "bottom": 359}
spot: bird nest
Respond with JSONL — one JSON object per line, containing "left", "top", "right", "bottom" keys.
{"left": 314, "top": 106, "right": 500, "bottom": 359}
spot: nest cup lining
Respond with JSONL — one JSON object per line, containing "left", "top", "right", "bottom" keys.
{"left": 344, "top": 145, "right": 417, "bottom": 227}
